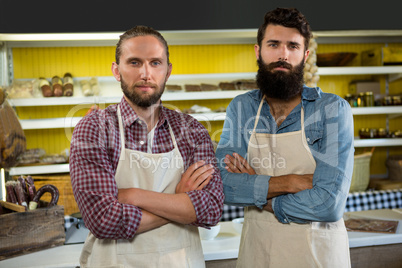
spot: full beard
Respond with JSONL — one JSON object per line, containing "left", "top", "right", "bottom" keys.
{"left": 121, "top": 77, "right": 165, "bottom": 108}
{"left": 256, "top": 56, "right": 305, "bottom": 101}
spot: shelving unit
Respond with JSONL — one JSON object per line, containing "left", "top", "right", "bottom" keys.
{"left": 2, "top": 30, "right": 402, "bottom": 178}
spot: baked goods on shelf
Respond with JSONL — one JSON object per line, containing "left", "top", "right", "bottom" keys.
{"left": 166, "top": 85, "right": 182, "bottom": 92}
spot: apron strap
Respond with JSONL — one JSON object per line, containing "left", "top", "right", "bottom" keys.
{"left": 117, "top": 105, "right": 178, "bottom": 157}
{"left": 252, "top": 99, "right": 265, "bottom": 132}
{"left": 117, "top": 105, "right": 126, "bottom": 161}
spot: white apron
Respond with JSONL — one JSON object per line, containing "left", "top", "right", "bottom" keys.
{"left": 236, "top": 99, "right": 350, "bottom": 268}
{"left": 79, "top": 106, "right": 205, "bottom": 268}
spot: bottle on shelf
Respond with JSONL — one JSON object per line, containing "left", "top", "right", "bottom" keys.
{"left": 63, "top": 73, "right": 74, "bottom": 96}
{"left": 39, "top": 77, "right": 53, "bottom": 97}
{"left": 51, "top": 76, "right": 63, "bottom": 97}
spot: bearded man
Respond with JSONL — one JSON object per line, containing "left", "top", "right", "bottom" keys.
{"left": 70, "top": 25, "right": 224, "bottom": 268}
{"left": 216, "top": 7, "right": 354, "bottom": 268}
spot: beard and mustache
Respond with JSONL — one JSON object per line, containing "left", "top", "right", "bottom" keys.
{"left": 256, "top": 56, "right": 305, "bottom": 101}
{"left": 121, "top": 78, "right": 165, "bottom": 108}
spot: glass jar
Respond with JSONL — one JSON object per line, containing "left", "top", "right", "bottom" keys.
{"left": 392, "top": 95, "right": 401, "bottom": 106}
{"left": 364, "top": 92, "right": 374, "bottom": 107}
{"left": 368, "top": 128, "right": 378, "bottom": 139}
{"left": 383, "top": 96, "right": 392, "bottom": 106}
{"left": 359, "top": 128, "right": 369, "bottom": 139}
{"left": 377, "top": 128, "right": 388, "bottom": 138}
{"left": 357, "top": 93, "right": 365, "bottom": 107}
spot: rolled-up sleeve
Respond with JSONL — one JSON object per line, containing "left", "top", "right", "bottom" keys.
{"left": 273, "top": 99, "right": 354, "bottom": 223}
{"left": 70, "top": 112, "right": 142, "bottom": 239}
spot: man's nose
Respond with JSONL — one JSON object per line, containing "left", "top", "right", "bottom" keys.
{"left": 278, "top": 46, "right": 289, "bottom": 61}
{"left": 140, "top": 64, "right": 150, "bottom": 80}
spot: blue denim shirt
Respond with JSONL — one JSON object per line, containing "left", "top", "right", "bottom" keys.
{"left": 216, "top": 87, "right": 354, "bottom": 224}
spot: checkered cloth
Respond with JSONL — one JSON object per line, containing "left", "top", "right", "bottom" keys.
{"left": 345, "top": 189, "right": 402, "bottom": 212}
{"left": 64, "top": 216, "right": 78, "bottom": 231}
{"left": 220, "top": 204, "right": 244, "bottom": 222}
{"left": 64, "top": 189, "right": 402, "bottom": 229}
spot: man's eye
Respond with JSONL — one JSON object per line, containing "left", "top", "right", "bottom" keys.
{"left": 152, "top": 61, "right": 161, "bottom": 66}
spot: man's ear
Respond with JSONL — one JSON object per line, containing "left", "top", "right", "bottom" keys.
{"left": 304, "top": 50, "right": 310, "bottom": 63}
{"left": 165, "top": 63, "right": 173, "bottom": 82}
{"left": 111, "top": 62, "right": 121, "bottom": 82}
{"left": 254, "top": 44, "right": 260, "bottom": 60}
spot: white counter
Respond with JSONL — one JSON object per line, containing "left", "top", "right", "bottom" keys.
{"left": 1, "top": 209, "right": 401, "bottom": 268}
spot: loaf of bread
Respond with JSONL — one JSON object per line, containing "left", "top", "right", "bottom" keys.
{"left": 185, "top": 84, "right": 202, "bottom": 92}
{"left": 166, "top": 85, "right": 182, "bottom": 92}
{"left": 219, "top": 82, "right": 237, "bottom": 91}
{"left": 200, "top": 83, "right": 219, "bottom": 91}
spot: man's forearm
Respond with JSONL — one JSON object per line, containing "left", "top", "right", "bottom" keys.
{"left": 119, "top": 188, "right": 197, "bottom": 224}
{"left": 268, "top": 174, "right": 313, "bottom": 199}
{"left": 136, "top": 210, "right": 170, "bottom": 234}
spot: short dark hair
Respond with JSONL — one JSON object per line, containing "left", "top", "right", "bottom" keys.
{"left": 257, "top": 8, "right": 312, "bottom": 51}
{"left": 115, "top": 25, "right": 170, "bottom": 64}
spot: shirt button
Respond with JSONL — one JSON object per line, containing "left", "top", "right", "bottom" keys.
{"left": 307, "top": 138, "right": 310, "bottom": 142}
{"left": 139, "top": 140, "right": 145, "bottom": 145}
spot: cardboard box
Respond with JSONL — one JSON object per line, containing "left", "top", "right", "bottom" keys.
{"left": 0, "top": 204, "right": 65, "bottom": 260}
{"left": 362, "top": 47, "right": 402, "bottom": 66}
{"left": 349, "top": 81, "right": 381, "bottom": 95}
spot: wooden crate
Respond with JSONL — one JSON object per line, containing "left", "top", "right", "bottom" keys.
{"left": 0, "top": 204, "right": 65, "bottom": 260}
{"left": 13, "top": 173, "right": 79, "bottom": 216}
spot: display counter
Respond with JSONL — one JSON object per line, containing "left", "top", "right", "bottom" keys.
{"left": 1, "top": 209, "right": 401, "bottom": 268}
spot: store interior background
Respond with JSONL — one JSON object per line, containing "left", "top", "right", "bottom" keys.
{"left": 1, "top": 0, "right": 402, "bottom": 212}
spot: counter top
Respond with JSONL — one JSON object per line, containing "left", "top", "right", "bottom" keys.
{"left": 346, "top": 208, "right": 402, "bottom": 248}
{"left": 1, "top": 209, "right": 401, "bottom": 268}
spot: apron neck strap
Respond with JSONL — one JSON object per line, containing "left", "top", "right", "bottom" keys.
{"left": 252, "top": 98, "right": 305, "bottom": 132}
{"left": 117, "top": 105, "right": 178, "bottom": 150}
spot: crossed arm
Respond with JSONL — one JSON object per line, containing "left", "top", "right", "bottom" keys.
{"left": 223, "top": 152, "right": 313, "bottom": 213}
{"left": 118, "top": 161, "right": 215, "bottom": 233}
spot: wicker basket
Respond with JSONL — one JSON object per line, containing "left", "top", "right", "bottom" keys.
{"left": 349, "top": 152, "right": 372, "bottom": 192}
{"left": 386, "top": 155, "right": 402, "bottom": 181}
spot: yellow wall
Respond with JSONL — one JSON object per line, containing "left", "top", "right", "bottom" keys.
{"left": 11, "top": 41, "right": 402, "bottom": 176}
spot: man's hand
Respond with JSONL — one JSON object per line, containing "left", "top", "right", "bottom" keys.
{"left": 85, "top": 104, "right": 99, "bottom": 116}
{"left": 263, "top": 199, "right": 274, "bottom": 213}
{"left": 176, "top": 160, "right": 215, "bottom": 193}
{"left": 224, "top": 153, "right": 256, "bottom": 175}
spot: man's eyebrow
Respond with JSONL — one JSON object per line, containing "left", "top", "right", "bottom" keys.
{"left": 125, "top": 57, "right": 141, "bottom": 62}
{"left": 288, "top": 41, "right": 301, "bottom": 46}
{"left": 125, "top": 57, "right": 164, "bottom": 62}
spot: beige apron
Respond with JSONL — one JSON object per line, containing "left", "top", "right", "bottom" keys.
{"left": 236, "top": 99, "right": 350, "bottom": 268}
{"left": 79, "top": 106, "right": 205, "bottom": 268}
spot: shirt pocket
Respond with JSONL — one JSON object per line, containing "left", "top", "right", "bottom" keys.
{"left": 305, "top": 129, "right": 323, "bottom": 151}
